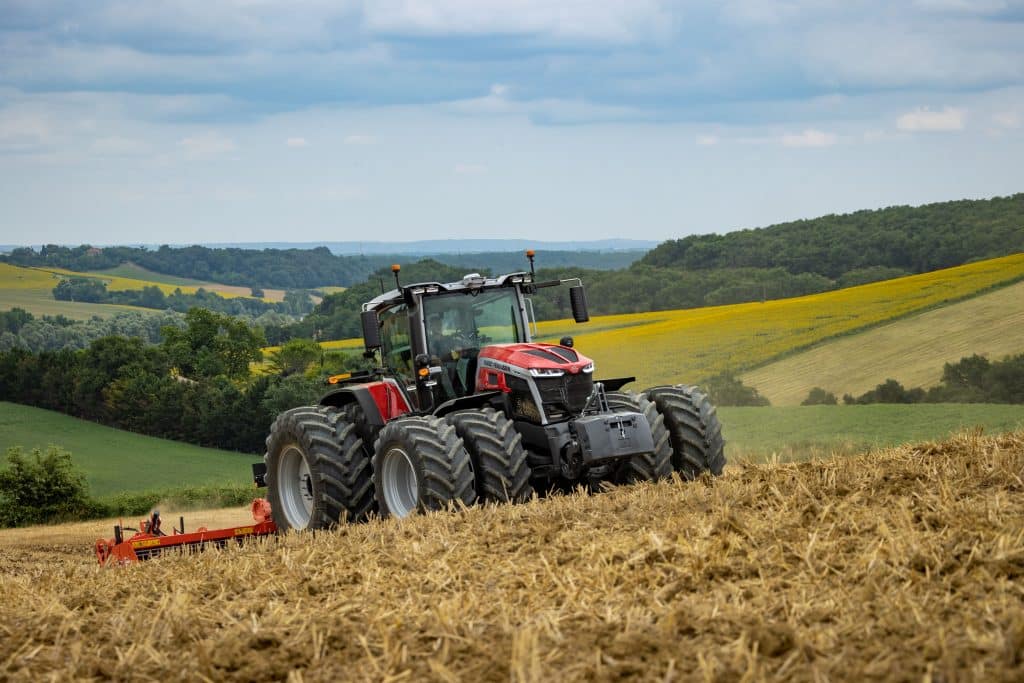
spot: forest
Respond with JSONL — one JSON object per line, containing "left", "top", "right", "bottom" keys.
{"left": 0, "top": 309, "right": 362, "bottom": 454}
{"left": 1, "top": 245, "right": 640, "bottom": 289}
{"left": 641, "top": 193, "right": 1024, "bottom": 276}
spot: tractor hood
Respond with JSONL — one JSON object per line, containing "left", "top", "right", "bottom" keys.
{"left": 477, "top": 343, "right": 594, "bottom": 375}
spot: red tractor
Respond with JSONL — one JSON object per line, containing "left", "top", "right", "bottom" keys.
{"left": 258, "top": 253, "right": 724, "bottom": 530}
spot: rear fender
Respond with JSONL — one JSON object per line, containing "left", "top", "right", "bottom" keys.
{"left": 320, "top": 379, "right": 413, "bottom": 426}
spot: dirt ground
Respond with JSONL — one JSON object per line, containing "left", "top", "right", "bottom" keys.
{"left": 1, "top": 431, "right": 1022, "bottom": 681}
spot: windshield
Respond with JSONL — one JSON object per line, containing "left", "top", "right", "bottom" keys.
{"left": 422, "top": 288, "right": 523, "bottom": 355}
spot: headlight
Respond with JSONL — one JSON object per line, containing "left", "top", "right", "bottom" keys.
{"left": 528, "top": 368, "right": 565, "bottom": 377}
{"left": 581, "top": 363, "right": 594, "bottom": 373}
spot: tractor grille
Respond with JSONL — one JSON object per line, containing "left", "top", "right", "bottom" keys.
{"left": 508, "top": 373, "right": 593, "bottom": 423}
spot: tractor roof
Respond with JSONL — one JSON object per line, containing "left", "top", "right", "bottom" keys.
{"left": 362, "top": 271, "right": 531, "bottom": 312}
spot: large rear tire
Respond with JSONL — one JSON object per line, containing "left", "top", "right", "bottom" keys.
{"left": 446, "top": 408, "right": 534, "bottom": 504}
{"left": 605, "top": 391, "right": 673, "bottom": 484}
{"left": 644, "top": 385, "right": 726, "bottom": 479}
{"left": 372, "top": 416, "right": 476, "bottom": 519}
{"left": 264, "top": 405, "right": 375, "bottom": 531}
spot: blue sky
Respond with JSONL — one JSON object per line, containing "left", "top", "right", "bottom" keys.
{"left": 1, "top": 0, "right": 1023, "bottom": 246}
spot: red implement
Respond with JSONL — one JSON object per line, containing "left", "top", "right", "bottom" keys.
{"left": 95, "top": 498, "right": 276, "bottom": 566}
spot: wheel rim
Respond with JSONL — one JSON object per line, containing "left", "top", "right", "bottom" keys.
{"left": 277, "top": 444, "right": 314, "bottom": 528}
{"left": 381, "top": 446, "right": 418, "bottom": 518}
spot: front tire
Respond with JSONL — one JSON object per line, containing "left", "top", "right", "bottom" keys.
{"left": 264, "top": 406, "right": 375, "bottom": 531}
{"left": 605, "top": 391, "right": 673, "bottom": 484}
{"left": 644, "top": 385, "right": 726, "bottom": 479}
{"left": 372, "top": 416, "right": 476, "bottom": 519}
{"left": 446, "top": 408, "right": 534, "bottom": 504}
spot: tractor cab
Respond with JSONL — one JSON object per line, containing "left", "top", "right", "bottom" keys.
{"left": 364, "top": 267, "right": 566, "bottom": 409}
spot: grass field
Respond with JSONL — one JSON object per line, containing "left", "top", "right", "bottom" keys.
{"left": 721, "top": 403, "right": 1024, "bottom": 461}
{"left": 1, "top": 430, "right": 1020, "bottom": 680}
{"left": 0, "top": 402, "right": 260, "bottom": 496}
{"left": 0, "top": 263, "right": 155, "bottom": 320}
{"left": 5, "top": 398, "right": 1022, "bottom": 500}
{"left": 740, "top": 279, "right": 1024, "bottom": 405}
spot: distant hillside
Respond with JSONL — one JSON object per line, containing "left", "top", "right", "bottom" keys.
{"left": 0, "top": 245, "right": 643, "bottom": 290}
{"left": 642, "top": 193, "right": 1024, "bottom": 278}
{"left": 200, "top": 238, "right": 658, "bottom": 254}
{"left": 740, "top": 279, "right": 1024, "bottom": 405}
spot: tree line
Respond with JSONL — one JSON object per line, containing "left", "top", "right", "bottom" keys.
{"left": 52, "top": 278, "right": 314, "bottom": 317}
{"left": 802, "top": 354, "right": 1024, "bottom": 405}
{"left": 0, "top": 309, "right": 364, "bottom": 454}
{"left": 641, "top": 193, "right": 1024, "bottom": 278}
{"left": 2, "top": 244, "right": 641, "bottom": 291}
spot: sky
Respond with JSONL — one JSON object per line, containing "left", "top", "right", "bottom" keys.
{"left": 1, "top": 0, "right": 1023, "bottom": 247}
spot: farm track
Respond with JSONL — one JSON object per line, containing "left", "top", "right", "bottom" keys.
{"left": 1, "top": 432, "right": 1022, "bottom": 681}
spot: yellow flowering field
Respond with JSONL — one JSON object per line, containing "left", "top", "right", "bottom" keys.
{"left": 32, "top": 266, "right": 247, "bottom": 298}
{"left": 0, "top": 263, "right": 153, "bottom": 319}
{"left": 564, "top": 253, "right": 1024, "bottom": 387}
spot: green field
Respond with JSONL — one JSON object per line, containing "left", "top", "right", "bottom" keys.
{"left": 0, "top": 402, "right": 261, "bottom": 497}
{"left": 741, "top": 279, "right": 1024, "bottom": 405}
{"left": 3, "top": 400, "right": 1022, "bottom": 501}
{"left": 721, "top": 403, "right": 1024, "bottom": 461}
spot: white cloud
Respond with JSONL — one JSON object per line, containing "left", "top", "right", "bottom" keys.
{"left": 695, "top": 134, "right": 719, "bottom": 146}
{"left": 781, "top": 129, "right": 837, "bottom": 147}
{"left": 454, "top": 162, "right": 487, "bottom": 175}
{"left": 343, "top": 134, "right": 376, "bottom": 145}
{"left": 177, "top": 131, "right": 236, "bottom": 159}
{"left": 896, "top": 106, "right": 965, "bottom": 132}
{"left": 285, "top": 137, "right": 308, "bottom": 148}
{"left": 992, "top": 111, "right": 1020, "bottom": 129}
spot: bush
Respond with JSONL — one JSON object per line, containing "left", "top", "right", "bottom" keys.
{"left": 850, "top": 379, "right": 925, "bottom": 405}
{"left": 702, "top": 373, "right": 770, "bottom": 407}
{"left": 0, "top": 446, "right": 101, "bottom": 527}
{"left": 802, "top": 387, "right": 838, "bottom": 405}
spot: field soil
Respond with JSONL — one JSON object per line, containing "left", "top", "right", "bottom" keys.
{"left": 1, "top": 432, "right": 1022, "bottom": 681}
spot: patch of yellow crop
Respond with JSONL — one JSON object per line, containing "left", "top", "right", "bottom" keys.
{"left": 571, "top": 253, "right": 1024, "bottom": 387}
{"left": 32, "top": 267, "right": 249, "bottom": 298}
{"left": 0, "top": 263, "right": 60, "bottom": 290}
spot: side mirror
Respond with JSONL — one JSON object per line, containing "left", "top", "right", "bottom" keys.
{"left": 361, "top": 310, "right": 381, "bottom": 350}
{"left": 569, "top": 285, "right": 589, "bottom": 323}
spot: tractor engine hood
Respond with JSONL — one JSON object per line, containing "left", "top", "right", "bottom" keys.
{"left": 477, "top": 343, "right": 594, "bottom": 376}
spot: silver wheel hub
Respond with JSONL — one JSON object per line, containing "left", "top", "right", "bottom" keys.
{"left": 381, "top": 446, "right": 418, "bottom": 518}
{"left": 277, "top": 444, "right": 314, "bottom": 528}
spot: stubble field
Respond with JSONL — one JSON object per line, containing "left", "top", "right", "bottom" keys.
{"left": 1, "top": 431, "right": 1021, "bottom": 681}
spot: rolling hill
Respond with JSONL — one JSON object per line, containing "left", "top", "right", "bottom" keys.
{"left": 541, "top": 253, "right": 1024, "bottom": 389}
{"left": 0, "top": 263, "right": 154, "bottom": 320}
{"left": 740, "top": 279, "right": 1024, "bottom": 405}
{"left": 0, "top": 402, "right": 260, "bottom": 496}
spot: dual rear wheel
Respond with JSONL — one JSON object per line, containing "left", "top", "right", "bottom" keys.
{"left": 266, "top": 407, "right": 528, "bottom": 530}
